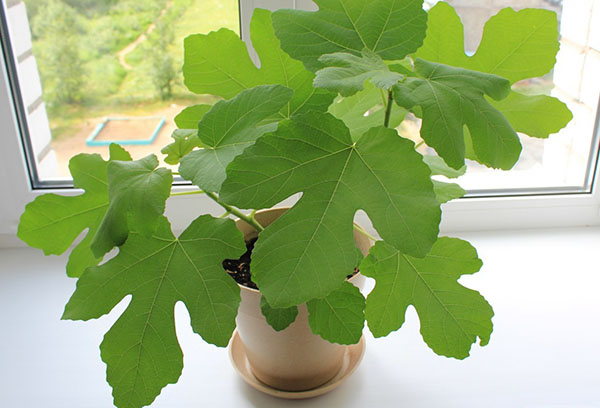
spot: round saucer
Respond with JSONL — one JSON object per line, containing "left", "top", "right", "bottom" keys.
{"left": 228, "top": 331, "right": 366, "bottom": 400}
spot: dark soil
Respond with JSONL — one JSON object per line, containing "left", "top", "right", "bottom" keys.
{"left": 222, "top": 238, "right": 360, "bottom": 290}
{"left": 223, "top": 238, "right": 258, "bottom": 289}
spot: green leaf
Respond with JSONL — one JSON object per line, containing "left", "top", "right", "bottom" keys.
{"left": 161, "top": 129, "right": 200, "bottom": 165}
{"left": 260, "top": 296, "right": 298, "bottom": 331}
{"left": 174, "top": 104, "right": 211, "bottom": 129}
{"left": 488, "top": 92, "right": 573, "bottom": 139}
{"left": 463, "top": 127, "right": 478, "bottom": 162}
{"left": 179, "top": 85, "right": 293, "bottom": 192}
{"left": 307, "top": 281, "right": 365, "bottom": 345}
{"left": 361, "top": 238, "right": 493, "bottom": 359}
{"left": 424, "top": 155, "right": 466, "bottom": 204}
{"left": 183, "top": 9, "right": 334, "bottom": 119}
{"left": 272, "top": 0, "right": 428, "bottom": 72}
{"left": 183, "top": 27, "right": 256, "bottom": 98}
{"left": 416, "top": 2, "right": 569, "bottom": 141}
{"left": 250, "top": 8, "right": 335, "bottom": 117}
{"left": 469, "top": 8, "right": 560, "bottom": 84}
{"left": 423, "top": 155, "right": 466, "bottom": 179}
{"left": 389, "top": 60, "right": 418, "bottom": 77}
{"left": 417, "top": 3, "right": 560, "bottom": 84}
{"left": 413, "top": 2, "right": 470, "bottom": 68}
{"left": 91, "top": 155, "right": 173, "bottom": 258}
{"left": 109, "top": 143, "right": 133, "bottom": 161}
{"left": 329, "top": 82, "right": 406, "bottom": 140}
{"left": 63, "top": 215, "right": 245, "bottom": 408}
{"left": 17, "top": 146, "right": 132, "bottom": 277}
{"left": 314, "top": 49, "right": 404, "bottom": 96}
{"left": 394, "top": 59, "right": 521, "bottom": 170}
{"left": 221, "top": 112, "right": 440, "bottom": 307}
{"left": 432, "top": 180, "right": 466, "bottom": 204}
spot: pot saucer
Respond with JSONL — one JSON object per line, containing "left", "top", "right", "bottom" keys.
{"left": 228, "top": 331, "right": 366, "bottom": 400}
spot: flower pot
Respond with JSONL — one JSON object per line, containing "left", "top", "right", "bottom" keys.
{"left": 233, "top": 207, "right": 372, "bottom": 392}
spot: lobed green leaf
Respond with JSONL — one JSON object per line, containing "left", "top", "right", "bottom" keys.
{"left": 17, "top": 145, "right": 132, "bottom": 277}
{"left": 272, "top": 0, "right": 427, "bottom": 72}
{"left": 314, "top": 49, "right": 404, "bottom": 96}
{"left": 432, "top": 180, "right": 466, "bottom": 204}
{"left": 423, "top": 155, "right": 466, "bottom": 179}
{"left": 307, "top": 281, "right": 365, "bottom": 345}
{"left": 394, "top": 59, "right": 521, "bottom": 170}
{"left": 63, "top": 216, "right": 246, "bottom": 408}
{"left": 361, "top": 238, "right": 494, "bottom": 359}
{"left": 415, "top": 2, "right": 570, "bottom": 144}
{"left": 221, "top": 112, "right": 440, "bottom": 307}
{"left": 488, "top": 92, "right": 572, "bottom": 139}
{"left": 179, "top": 85, "right": 293, "bottom": 193}
{"left": 417, "top": 3, "right": 560, "bottom": 84}
{"left": 469, "top": 7, "right": 560, "bottom": 84}
{"left": 161, "top": 129, "right": 200, "bottom": 165}
{"left": 183, "top": 9, "right": 334, "bottom": 119}
{"left": 91, "top": 154, "right": 173, "bottom": 258}
{"left": 260, "top": 296, "right": 298, "bottom": 331}
{"left": 174, "top": 104, "right": 212, "bottom": 129}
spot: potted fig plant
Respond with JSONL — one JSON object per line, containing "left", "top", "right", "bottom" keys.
{"left": 17, "top": 1, "right": 572, "bottom": 407}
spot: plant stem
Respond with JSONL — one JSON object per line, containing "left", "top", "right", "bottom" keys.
{"left": 353, "top": 223, "right": 378, "bottom": 242}
{"left": 384, "top": 90, "right": 393, "bottom": 128}
{"left": 183, "top": 191, "right": 374, "bottom": 239}
{"left": 171, "top": 190, "right": 205, "bottom": 197}
{"left": 379, "top": 88, "right": 388, "bottom": 108}
{"left": 415, "top": 140, "right": 425, "bottom": 149}
{"left": 205, "top": 191, "right": 265, "bottom": 232}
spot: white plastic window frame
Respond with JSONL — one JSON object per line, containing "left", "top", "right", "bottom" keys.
{"left": 1, "top": 0, "right": 599, "bottom": 249}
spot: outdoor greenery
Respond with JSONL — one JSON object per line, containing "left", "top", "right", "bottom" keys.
{"left": 147, "top": 21, "right": 177, "bottom": 99}
{"left": 30, "top": 0, "right": 85, "bottom": 105}
{"left": 17, "top": 2, "right": 573, "bottom": 408}
{"left": 24, "top": 0, "right": 238, "bottom": 138}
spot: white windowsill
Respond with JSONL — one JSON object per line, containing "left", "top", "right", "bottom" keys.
{"left": 1, "top": 226, "right": 599, "bottom": 407}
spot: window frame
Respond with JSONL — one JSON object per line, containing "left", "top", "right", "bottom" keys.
{"left": 1, "top": 0, "right": 599, "bottom": 248}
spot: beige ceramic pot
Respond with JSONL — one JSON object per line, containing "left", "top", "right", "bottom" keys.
{"left": 234, "top": 207, "right": 372, "bottom": 392}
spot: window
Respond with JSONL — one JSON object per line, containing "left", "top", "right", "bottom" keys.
{"left": 424, "top": 0, "right": 600, "bottom": 196}
{"left": 1, "top": 0, "right": 599, "bottom": 243}
{"left": 4, "top": 0, "right": 241, "bottom": 186}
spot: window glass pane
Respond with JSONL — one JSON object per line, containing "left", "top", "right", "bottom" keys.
{"left": 5, "top": 0, "right": 600, "bottom": 196}
{"left": 423, "top": 0, "right": 600, "bottom": 195}
{"left": 4, "top": 0, "right": 240, "bottom": 184}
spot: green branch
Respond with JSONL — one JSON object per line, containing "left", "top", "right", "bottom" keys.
{"left": 379, "top": 88, "right": 388, "bottom": 108}
{"left": 384, "top": 90, "right": 393, "bottom": 128}
{"left": 205, "top": 191, "right": 265, "bottom": 232}
{"left": 170, "top": 190, "right": 205, "bottom": 197}
{"left": 353, "top": 223, "right": 378, "bottom": 242}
